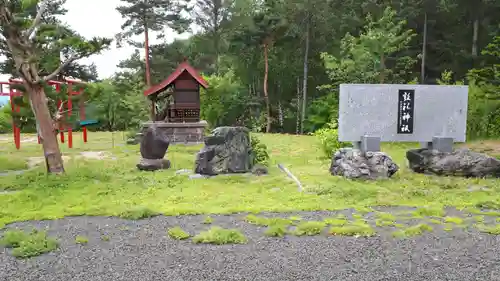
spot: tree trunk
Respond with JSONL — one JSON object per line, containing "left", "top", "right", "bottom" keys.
{"left": 144, "top": 23, "right": 155, "bottom": 121}
{"left": 27, "top": 82, "right": 64, "bottom": 173}
{"left": 421, "top": 12, "right": 428, "bottom": 84}
{"left": 472, "top": 18, "right": 479, "bottom": 58}
{"left": 300, "top": 17, "right": 310, "bottom": 135}
{"left": 263, "top": 42, "right": 271, "bottom": 133}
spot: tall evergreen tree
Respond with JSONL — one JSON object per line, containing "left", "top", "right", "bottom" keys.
{"left": 116, "top": 0, "right": 191, "bottom": 87}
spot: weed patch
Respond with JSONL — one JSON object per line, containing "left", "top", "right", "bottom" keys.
{"left": 393, "top": 224, "right": 433, "bottom": 238}
{"left": 0, "top": 229, "right": 58, "bottom": 258}
{"left": 329, "top": 220, "right": 375, "bottom": 237}
{"left": 203, "top": 216, "right": 213, "bottom": 224}
{"left": 444, "top": 216, "right": 464, "bottom": 225}
{"left": 119, "top": 206, "right": 159, "bottom": 220}
{"left": 167, "top": 227, "right": 190, "bottom": 240}
{"left": 192, "top": 227, "right": 247, "bottom": 244}
{"left": 293, "top": 221, "right": 326, "bottom": 236}
{"left": 245, "top": 215, "right": 292, "bottom": 227}
{"left": 75, "top": 235, "right": 88, "bottom": 244}
{"left": 412, "top": 207, "right": 445, "bottom": 218}
{"left": 264, "top": 224, "right": 288, "bottom": 237}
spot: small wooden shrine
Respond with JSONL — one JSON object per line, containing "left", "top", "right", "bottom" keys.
{"left": 142, "top": 59, "right": 209, "bottom": 144}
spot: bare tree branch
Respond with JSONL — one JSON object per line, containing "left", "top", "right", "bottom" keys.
{"left": 42, "top": 53, "right": 80, "bottom": 82}
{"left": 26, "top": 0, "right": 48, "bottom": 39}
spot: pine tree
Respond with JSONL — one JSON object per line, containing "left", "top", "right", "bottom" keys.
{"left": 116, "top": 0, "right": 191, "bottom": 87}
{"left": 0, "top": 0, "right": 111, "bottom": 173}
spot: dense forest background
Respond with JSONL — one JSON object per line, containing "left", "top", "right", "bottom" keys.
{"left": 0, "top": 0, "right": 499, "bottom": 140}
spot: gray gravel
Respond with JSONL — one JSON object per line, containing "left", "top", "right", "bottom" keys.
{"left": 1, "top": 209, "right": 500, "bottom": 281}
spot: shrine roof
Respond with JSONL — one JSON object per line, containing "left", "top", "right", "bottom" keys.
{"left": 144, "top": 61, "right": 208, "bottom": 96}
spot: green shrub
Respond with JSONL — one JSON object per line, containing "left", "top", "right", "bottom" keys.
{"left": 192, "top": 227, "right": 247, "bottom": 244}
{"left": 250, "top": 135, "right": 269, "bottom": 166}
{"left": 167, "top": 227, "right": 190, "bottom": 240}
{"left": 0, "top": 229, "right": 58, "bottom": 258}
{"left": 314, "top": 121, "right": 350, "bottom": 158}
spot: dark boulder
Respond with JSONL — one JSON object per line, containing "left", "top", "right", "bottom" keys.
{"left": 406, "top": 148, "right": 500, "bottom": 177}
{"left": 136, "top": 125, "right": 170, "bottom": 171}
{"left": 140, "top": 127, "right": 169, "bottom": 159}
{"left": 330, "top": 148, "right": 399, "bottom": 180}
{"left": 194, "top": 127, "right": 254, "bottom": 175}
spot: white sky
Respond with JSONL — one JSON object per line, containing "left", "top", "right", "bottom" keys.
{"left": 0, "top": 0, "right": 196, "bottom": 103}
{"left": 0, "top": 0, "right": 194, "bottom": 83}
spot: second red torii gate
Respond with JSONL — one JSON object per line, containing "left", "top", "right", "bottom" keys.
{"left": 0, "top": 77, "right": 89, "bottom": 150}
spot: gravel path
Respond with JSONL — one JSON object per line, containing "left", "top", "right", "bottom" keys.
{"left": 1, "top": 209, "right": 500, "bottom": 281}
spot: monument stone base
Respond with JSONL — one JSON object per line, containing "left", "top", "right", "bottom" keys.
{"left": 140, "top": 121, "right": 208, "bottom": 144}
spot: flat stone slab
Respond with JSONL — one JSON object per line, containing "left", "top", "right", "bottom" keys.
{"left": 338, "top": 84, "right": 468, "bottom": 142}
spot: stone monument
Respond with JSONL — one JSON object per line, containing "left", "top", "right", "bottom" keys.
{"left": 194, "top": 127, "right": 254, "bottom": 175}
{"left": 333, "top": 84, "right": 467, "bottom": 179}
{"left": 335, "top": 83, "right": 500, "bottom": 178}
{"left": 136, "top": 125, "right": 171, "bottom": 171}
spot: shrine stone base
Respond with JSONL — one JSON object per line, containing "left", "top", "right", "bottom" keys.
{"left": 140, "top": 121, "right": 208, "bottom": 145}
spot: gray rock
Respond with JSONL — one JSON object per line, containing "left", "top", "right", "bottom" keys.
{"left": 330, "top": 148, "right": 399, "bottom": 180}
{"left": 139, "top": 126, "right": 170, "bottom": 159}
{"left": 137, "top": 158, "right": 171, "bottom": 171}
{"left": 406, "top": 148, "right": 500, "bottom": 177}
{"left": 194, "top": 126, "right": 254, "bottom": 175}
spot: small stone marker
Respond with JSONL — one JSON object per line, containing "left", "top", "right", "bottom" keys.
{"left": 338, "top": 84, "right": 468, "bottom": 152}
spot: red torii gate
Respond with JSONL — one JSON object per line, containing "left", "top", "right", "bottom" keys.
{"left": 0, "top": 77, "right": 89, "bottom": 150}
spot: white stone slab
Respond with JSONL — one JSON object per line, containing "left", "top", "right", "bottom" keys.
{"left": 338, "top": 84, "right": 468, "bottom": 142}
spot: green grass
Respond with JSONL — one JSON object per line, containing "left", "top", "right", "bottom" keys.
{"left": 118, "top": 206, "right": 159, "bottom": 220}
{"left": 293, "top": 221, "right": 326, "bottom": 236}
{"left": 101, "top": 235, "right": 110, "bottom": 241}
{"left": 2, "top": 132, "right": 500, "bottom": 228}
{"left": 192, "top": 227, "right": 247, "bottom": 244}
{"left": 0, "top": 155, "right": 28, "bottom": 171}
{"left": 75, "top": 235, "right": 89, "bottom": 244}
{"left": 329, "top": 220, "right": 375, "bottom": 237}
{"left": 393, "top": 224, "right": 433, "bottom": 238}
{"left": 0, "top": 229, "right": 58, "bottom": 258}
{"left": 167, "top": 227, "right": 190, "bottom": 240}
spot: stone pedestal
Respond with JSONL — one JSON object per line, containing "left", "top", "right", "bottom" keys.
{"left": 140, "top": 121, "right": 208, "bottom": 144}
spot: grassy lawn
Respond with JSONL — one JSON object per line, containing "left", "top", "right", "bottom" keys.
{"left": 0, "top": 132, "right": 499, "bottom": 229}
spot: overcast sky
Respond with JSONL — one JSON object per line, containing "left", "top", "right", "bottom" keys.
{"left": 0, "top": 0, "right": 194, "bottom": 103}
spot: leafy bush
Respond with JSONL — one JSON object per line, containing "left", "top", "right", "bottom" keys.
{"left": 250, "top": 135, "right": 269, "bottom": 166}
{"left": 314, "top": 121, "right": 351, "bottom": 158}
{"left": 0, "top": 229, "right": 58, "bottom": 258}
